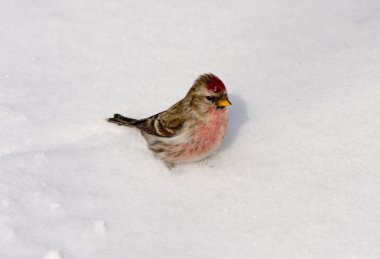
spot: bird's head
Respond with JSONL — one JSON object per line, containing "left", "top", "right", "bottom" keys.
{"left": 187, "top": 74, "right": 232, "bottom": 112}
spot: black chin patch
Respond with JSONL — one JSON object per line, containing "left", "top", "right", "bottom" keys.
{"left": 216, "top": 106, "right": 225, "bottom": 110}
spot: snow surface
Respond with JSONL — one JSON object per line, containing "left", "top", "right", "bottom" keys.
{"left": 1, "top": 0, "right": 380, "bottom": 258}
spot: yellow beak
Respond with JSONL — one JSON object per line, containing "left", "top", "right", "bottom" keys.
{"left": 217, "top": 97, "right": 232, "bottom": 107}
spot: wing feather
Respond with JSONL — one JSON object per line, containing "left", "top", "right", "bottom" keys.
{"left": 132, "top": 101, "right": 185, "bottom": 137}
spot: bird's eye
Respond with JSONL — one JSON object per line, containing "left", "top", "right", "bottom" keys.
{"left": 206, "top": 96, "right": 215, "bottom": 102}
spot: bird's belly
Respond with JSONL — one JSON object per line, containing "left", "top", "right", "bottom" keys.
{"left": 176, "top": 109, "right": 228, "bottom": 163}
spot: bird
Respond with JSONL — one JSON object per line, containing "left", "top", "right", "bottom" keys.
{"left": 107, "top": 73, "right": 232, "bottom": 168}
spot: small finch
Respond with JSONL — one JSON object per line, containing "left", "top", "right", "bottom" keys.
{"left": 107, "top": 73, "right": 232, "bottom": 168}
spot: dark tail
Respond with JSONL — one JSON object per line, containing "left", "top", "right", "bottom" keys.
{"left": 107, "top": 114, "right": 139, "bottom": 127}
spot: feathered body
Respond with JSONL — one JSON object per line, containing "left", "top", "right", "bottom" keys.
{"left": 108, "top": 73, "right": 231, "bottom": 168}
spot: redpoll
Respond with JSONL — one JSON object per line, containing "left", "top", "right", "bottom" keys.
{"left": 107, "top": 73, "right": 232, "bottom": 168}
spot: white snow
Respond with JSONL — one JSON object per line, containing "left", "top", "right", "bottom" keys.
{"left": 2, "top": 198, "right": 11, "bottom": 208}
{"left": 1, "top": 0, "right": 380, "bottom": 258}
{"left": 93, "top": 219, "right": 107, "bottom": 235}
{"left": 49, "top": 203, "right": 62, "bottom": 210}
{"left": 43, "top": 250, "right": 61, "bottom": 259}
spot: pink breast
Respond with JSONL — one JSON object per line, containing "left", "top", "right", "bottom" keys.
{"left": 178, "top": 108, "right": 228, "bottom": 161}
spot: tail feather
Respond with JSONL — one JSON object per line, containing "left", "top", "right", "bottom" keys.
{"left": 107, "top": 114, "right": 139, "bottom": 127}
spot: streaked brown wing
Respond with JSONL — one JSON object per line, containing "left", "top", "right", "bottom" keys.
{"left": 132, "top": 101, "right": 185, "bottom": 137}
